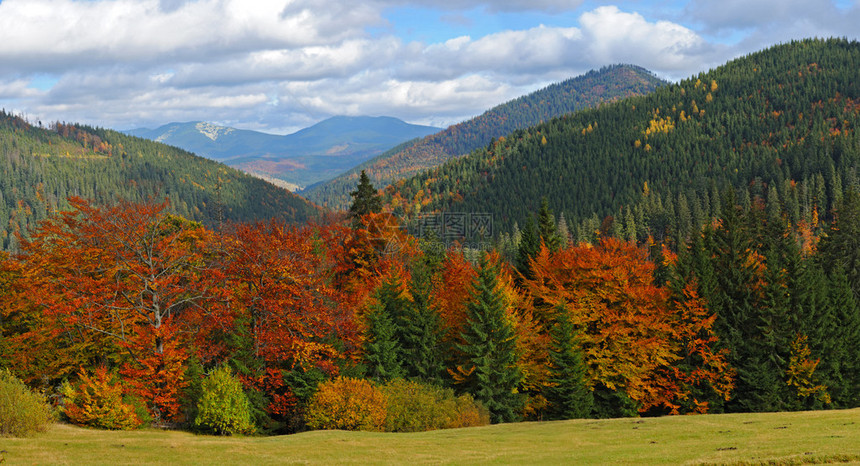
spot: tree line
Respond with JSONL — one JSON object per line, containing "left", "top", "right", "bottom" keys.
{"left": 3, "top": 176, "right": 857, "bottom": 434}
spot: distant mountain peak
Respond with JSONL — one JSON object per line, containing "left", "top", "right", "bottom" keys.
{"left": 194, "top": 121, "right": 235, "bottom": 141}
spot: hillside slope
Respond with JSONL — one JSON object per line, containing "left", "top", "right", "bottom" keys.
{"left": 128, "top": 116, "right": 441, "bottom": 190}
{"left": 386, "top": 38, "right": 860, "bottom": 240}
{"left": 303, "top": 64, "right": 668, "bottom": 209}
{"left": 0, "top": 113, "right": 320, "bottom": 250}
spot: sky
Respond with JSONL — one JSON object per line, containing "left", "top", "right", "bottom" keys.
{"left": 0, "top": 0, "right": 858, "bottom": 135}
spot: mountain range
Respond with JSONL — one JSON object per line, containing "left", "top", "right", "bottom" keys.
{"left": 304, "top": 64, "right": 668, "bottom": 210}
{"left": 127, "top": 116, "right": 440, "bottom": 191}
{"left": 7, "top": 38, "right": 855, "bottom": 255}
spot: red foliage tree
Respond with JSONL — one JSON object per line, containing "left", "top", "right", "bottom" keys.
{"left": 19, "top": 197, "right": 224, "bottom": 421}
{"left": 224, "top": 222, "right": 350, "bottom": 371}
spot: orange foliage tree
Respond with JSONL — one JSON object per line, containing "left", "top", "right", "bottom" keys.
{"left": 0, "top": 252, "right": 97, "bottom": 386}
{"left": 324, "top": 211, "right": 419, "bottom": 313}
{"left": 645, "top": 282, "right": 734, "bottom": 414}
{"left": 525, "top": 237, "right": 732, "bottom": 414}
{"left": 19, "top": 197, "right": 224, "bottom": 421}
{"left": 431, "top": 249, "right": 476, "bottom": 338}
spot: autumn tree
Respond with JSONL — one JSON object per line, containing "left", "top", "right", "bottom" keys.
{"left": 223, "top": 222, "right": 355, "bottom": 426}
{"left": 525, "top": 238, "right": 681, "bottom": 416}
{"left": 20, "top": 197, "right": 223, "bottom": 421}
{"left": 651, "top": 280, "right": 734, "bottom": 415}
{"left": 432, "top": 249, "right": 477, "bottom": 343}
{"left": 0, "top": 253, "right": 88, "bottom": 386}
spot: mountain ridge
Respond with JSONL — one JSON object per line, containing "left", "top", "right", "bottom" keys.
{"left": 383, "top": 38, "right": 860, "bottom": 244}
{"left": 303, "top": 64, "right": 668, "bottom": 209}
{"left": 0, "top": 112, "right": 320, "bottom": 250}
{"left": 127, "top": 116, "right": 441, "bottom": 190}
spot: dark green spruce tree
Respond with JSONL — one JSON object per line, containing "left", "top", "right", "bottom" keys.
{"left": 825, "top": 264, "right": 860, "bottom": 407}
{"left": 363, "top": 277, "right": 408, "bottom": 382}
{"left": 516, "top": 216, "right": 540, "bottom": 281}
{"left": 710, "top": 192, "right": 784, "bottom": 412}
{"left": 819, "top": 189, "right": 860, "bottom": 302}
{"left": 455, "top": 255, "right": 524, "bottom": 423}
{"left": 817, "top": 189, "right": 860, "bottom": 408}
{"left": 537, "top": 197, "right": 563, "bottom": 252}
{"left": 544, "top": 304, "right": 593, "bottom": 420}
{"left": 349, "top": 169, "right": 382, "bottom": 227}
{"left": 401, "top": 256, "right": 447, "bottom": 385}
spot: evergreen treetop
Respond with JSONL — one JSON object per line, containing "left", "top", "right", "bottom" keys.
{"left": 349, "top": 170, "right": 383, "bottom": 225}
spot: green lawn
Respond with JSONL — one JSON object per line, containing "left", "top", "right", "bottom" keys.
{"left": 2, "top": 409, "right": 859, "bottom": 465}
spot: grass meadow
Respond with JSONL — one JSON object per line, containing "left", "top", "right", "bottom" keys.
{"left": 1, "top": 408, "right": 858, "bottom": 465}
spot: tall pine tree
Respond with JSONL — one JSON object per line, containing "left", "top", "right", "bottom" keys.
{"left": 537, "top": 197, "right": 562, "bottom": 252}
{"left": 349, "top": 170, "right": 382, "bottom": 227}
{"left": 825, "top": 264, "right": 860, "bottom": 407}
{"left": 453, "top": 255, "right": 524, "bottom": 423}
{"left": 363, "top": 277, "right": 408, "bottom": 382}
{"left": 401, "top": 256, "right": 447, "bottom": 385}
{"left": 544, "top": 304, "right": 593, "bottom": 420}
{"left": 819, "top": 189, "right": 860, "bottom": 302}
{"left": 710, "top": 193, "right": 784, "bottom": 412}
{"left": 516, "top": 217, "right": 540, "bottom": 281}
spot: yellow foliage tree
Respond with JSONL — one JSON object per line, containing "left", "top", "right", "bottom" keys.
{"left": 305, "top": 377, "right": 387, "bottom": 431}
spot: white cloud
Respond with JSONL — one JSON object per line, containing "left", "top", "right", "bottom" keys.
{"left": 396, "top": 9, "right": 709, "bottom": 83}
{"left": 579, "top": 6, "right": 715, "bottom": 73}
{"left": 375, "top": 0, "right": 585, "bottom": 13}
{"left": 0, "top": 79, "right": 44, "bottom": 99}
{"left": 1, "top": 1, "right": 858, "bottom": 136}
{"left": 0, "top": 0, "right": 377, "bottom": 75}
{"left": 167, "top": 37, "right": 403, "bottom": 86}
{"left": 276, "top": 72, "right": 514, "bottom": 126}
{"left": 685, "top": 0, "right": 837, "bottom": 31}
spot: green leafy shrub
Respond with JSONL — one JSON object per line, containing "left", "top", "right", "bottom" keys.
{"left": 305, "top": 377, "right": 387, "bottom": 431}
{"left": 0, "top": 369, "right": 54, "bottom": 437}
{"left": 194, "top": 366, "right": 255, "bottom": 435}
{"left": 60, "top": 366, "right": 146, "bottom": 430}
{"left": 381, "top": 379, "right": 489, "bottom": 432}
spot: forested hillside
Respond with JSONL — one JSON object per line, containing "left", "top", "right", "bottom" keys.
{"left": 304, "top": 65, "right": 667, "bottom": 209}
{"left": 386, "top": 38, "right": 860, "bottom": 244}
{"left": 0, "top": 112, "right": 319, "bottom": 250}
